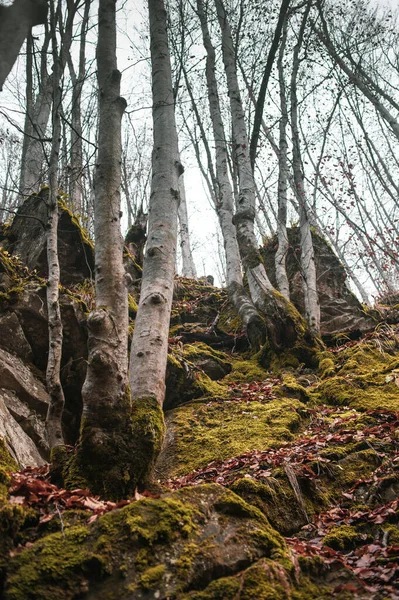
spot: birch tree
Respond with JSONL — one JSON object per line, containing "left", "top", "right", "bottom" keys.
{"left": 214, "top": 0, "right": 307, "bottom": 350}
{"left": 71, "top": 0, "right": 135, "bottom": 497}
{"left": 45, "top": 0, "right": 65, "bottom": 450}
{"left": 128, "top": 0, "right": 182, "bottom": 486}
{"left": 195, "top": 0, "right": 266, "bottom": 349}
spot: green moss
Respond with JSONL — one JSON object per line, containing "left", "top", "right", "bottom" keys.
{"left": 313, "top": 340, "right": 399, "bottom": 411}
{"left": 167, "top": 398, "right": 304, "bottom": 476}
{"left": 322, "top": 524, "right": 361, "bottom": 551}
{"left": 383, "top": 524, "right": 399, "bottom": 546}
{"left": 275, "top": 374, "right": 311, "bottom": 403}
{"left": 57, "top": 197, "right": 94, "bottom": 249}
{"left": 139, "top": 564, "right": 165, "bottom": 589}
{"left": 5, "top": 525, "right": 104, "bottom": 600}
{"left": 318, "top": 355, "right": 336, "bottom": 378}
{"left": 224, "top": 358, "right": 268, "bottom": 383}
{"left": 127, "top": 293, "right": 138, "bottom": 317}
{"left": 329, "top": 449, "right": 381, "bottom": 492}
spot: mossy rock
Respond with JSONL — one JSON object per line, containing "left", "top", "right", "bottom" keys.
{"left": 322, "top": 525, "right": 363, "bottom": 551}
{"left": 182, "top": 557, "right": 337, "bottom": 600}
{"left": 230, "top": 475, "right": 328, "bottom": 537}
{"left": 158, "top": 398, "right": 305, "bottom": 478}
{"left": 165, "top": 351, "right": 229, "bottom": 410}
{"left": 3, "top": 484, "right": 286, "bottom": 600}
{"left": 224, "top": 358, "right": 269, "bottom": 383}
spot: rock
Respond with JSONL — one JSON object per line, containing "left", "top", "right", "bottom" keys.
{"left": 2, "top": 388, "right": 49, "bottom": 460}
{"left": 0, "top": 347, "right": 49, "bottom": 416}
{"left": 5, "top": 484, "right": 286, "bottom": 599}
{"left": 261, "top": 228, "right": 376, "bottom": 335}
{"left": 0, "top": 394, "right": 46, "bottom": 467}
{"left": 4, "top": 190, "right": 94, "bottom": 285}
{"left": 11, "top": 283, "right": 49, "bottom": 370}
{"left": 0, "top": 312, "right": 33, "bottom": 360}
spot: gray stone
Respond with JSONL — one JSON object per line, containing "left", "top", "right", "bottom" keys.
{"left": 0, "top": 312, "right": 33, "bottom": 360}
{"left": 0, "top": 395, "right": 46, "bottom": 467}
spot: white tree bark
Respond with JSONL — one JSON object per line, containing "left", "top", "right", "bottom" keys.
{"left": 178, "top": 169, "right": 197, "bottom": 278}
{"left": 275, "top": 20, "right": 290, "bottom": 300}
{"left": 215, "top": 0, "right": 305, "bottom": 349}
{"left": 45, "top": 0, "right": 65, "bottom": 451}
{"left": 128, "top": 0, "right": 181, "bottom": 486}
{"left": 75, "top": 0, "right": 133, "bottom": 498}
{"left": 291, "top": 5, "right": 320, "bottom": 338}
{"left": 196, "top": 0, "right": 266, "bottom": 348}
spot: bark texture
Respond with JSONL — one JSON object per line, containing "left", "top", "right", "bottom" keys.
{"left": 128, "top": 0, "right": 181, "bottom": 486}
{"left": 290, "top": 6, "right": 320, "bottom": 337}
{"left": 275, "top": 20, "right": 290, "bottom": 300}
{"left": 178, "top": 171, "right": 197, "bottom": 278}
{"left": 45, "top": 1, "right": 65, "bottom": 450}
{"left": 74, "top": 0, "right": 133, "bottom": 498}
{"left": 215, "top": 0, "right": 305, "bottom": 350}
{"left": 196, "top": 0, "right": 265, "bottom": 349}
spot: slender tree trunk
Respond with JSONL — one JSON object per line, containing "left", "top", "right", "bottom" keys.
{"left": 215, "top": 0, "right": 306, "bottom": 350}
{"left": 67, "top": 0, "right": 90, "bottom": 214}
{"left": 275, "top": 19, "right": 290, "bottom": 300}
{"left": 46, "top": 0, "right": 65, "bottom": 450}
{"left": 290, "top": 5, "right": 320, "bottom": 337}
{"left": 73, "top": 0, "right": 134, "bottom": 498}
{"left": 196, "top": 0, "right": 266, "bottom": 349}
{"left": 20, "top": 34, "right": 53, "bottom": 196}
{"left": 178, "top": 173, "right": 197, "bottom": 279}
{"left": 128, "top": 0, "right": 181, "bottom": 487}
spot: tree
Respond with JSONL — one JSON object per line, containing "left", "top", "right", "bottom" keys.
{"left": 214, "top": 0, "right": 308, "bottom": 350}
{"left": 69, "top": 0, "right": 135, "bottom": 497}
{"left": 128, "top": 0, "right": 182, "bottom": 487}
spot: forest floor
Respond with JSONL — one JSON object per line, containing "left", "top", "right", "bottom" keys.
{"left": 1, "top": 277, "right": 399, "bottom": 599}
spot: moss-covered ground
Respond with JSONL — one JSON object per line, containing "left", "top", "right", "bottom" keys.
{"left": 1, "top": 271, "right": 399, "bottom": 598}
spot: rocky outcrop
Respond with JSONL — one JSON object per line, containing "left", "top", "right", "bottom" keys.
{"left": 261, "top": 228, "right": 376, "bottom": 335}
{"left": 0, "top": 347, "right": 49, "bottom": 465}
{"left": 3, "top": 190, "right": 94, "bottom": 285}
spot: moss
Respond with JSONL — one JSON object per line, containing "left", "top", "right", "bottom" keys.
{"left": 313, "top": 340, "right": 399, "bottom": 411}
{"left": 383, "top": 524, "right": 399, "bottom": 546}
{"left": 329, "top": 449, "right": 381, "bottom": 492}
{"left": 129, "top": 396, "right": 166, "bottom": 490}
{"left": 127, "top": 293, "right": 138, "bottom": 318}
{"left": 4, "top": 525, "right": 104, "bottom": 600}
{"left": 224, "top": 358, "right": 269, "bottom": 383}
{"left": 167, "top": 397, "right": 304, "bottom": 476}
{"left": 230, "top": 474, "right": 328, "bottom": 537}
{"left": 318, "top": 355, "right": 336, "bottom": 378}
{"left": 58, "top": 390, "right": 160, "bottom": 499}
{"left": 322, "top": 524, "right": 361, "bottom": 551}
{"left": 57, "top": 197, "right": 94, "bottom": 249}
{"left": 275, "top": 374, "right": 311, "bottom": 403}
{"left": 184, "top": 558, "right": 329, "bottom": 600}
{"left": 139, "top": 564, "right": 165, "bottom": 589}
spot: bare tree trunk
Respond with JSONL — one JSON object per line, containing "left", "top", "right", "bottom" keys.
{"left": 178, "top": 170, "right": 197, "bottom": 278}
{"left": 290, "top": 5, "right": 320, "bottom": 338}
{"left": 275, "top": 19, "right": 290, "bottom": 300}
{"left": 45, "top": 0, "right": 65, "bottom": 450}
{"left": 128, "top": 0, "right": 181, "bottom": 487}
{"left": 196, "top": 0, "right": 266, "bottom": 349}
{"left": 20, "top": 31, "right": 53, "bottom": 196}
{"left": 67, "top": 0, "right": 91, "bottom": 214}
{"left": 0, "top": 0, "right": 48, "bottom": 91}
{"left": 215, "top": 0, "right": 306, "bottom": 350}
{"left": 72, "top": 0, "right": 134, "bottom": 498}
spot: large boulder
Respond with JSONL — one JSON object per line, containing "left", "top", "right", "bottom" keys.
{"left": 261, "top": 228, "right": 376, "bottom": 335}
{"left": 4, "top": 484, "right": 287, "bottom": 599}
{"left": 3, "top": 189, "right": 94, "bottom": 285}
